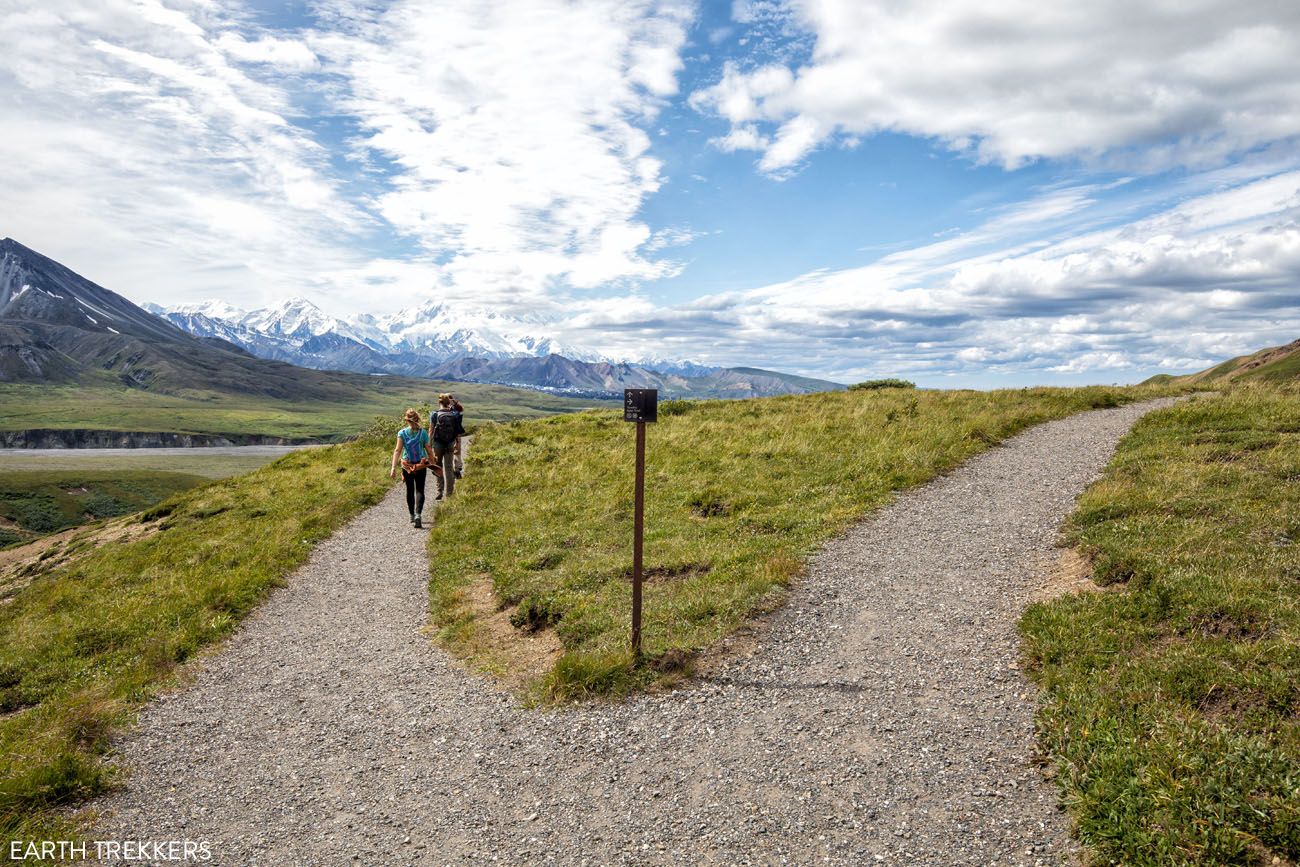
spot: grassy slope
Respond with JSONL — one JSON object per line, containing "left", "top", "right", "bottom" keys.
{"left": 0, "top": 470, "right": 208, "bottom": 547}
{"left": 0, "top": 379, "right": 602, "bottom": 441}
{"left": 1021, "top": 388, "right": 1300, "bottom": 864}
{"left": 1249, "top": 350, "right": 1300, "bottom": 384}
{"left": 425, "top": 385, "right": 1167, "bottom": 701}
{"left": 0, "top": 430, "right": 394, "bottom": 839}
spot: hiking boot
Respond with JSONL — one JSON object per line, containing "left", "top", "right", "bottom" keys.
{"left": 435, "top": 493, "right": 444, "bottom": 501}
{"left": 454, "top": 469, "right": 463, "bottom": 479}
{"left": 409, "top": 513, "right": 415, "bottom": 523}
{"left": 414, "top": 514, "right": 422, "bottom": 529}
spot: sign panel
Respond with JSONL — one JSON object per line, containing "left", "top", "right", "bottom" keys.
{"left": 623, "top": 388, "right": 658, "bottom": 423}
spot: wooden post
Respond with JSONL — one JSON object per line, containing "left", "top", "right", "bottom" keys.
{"left": 631, "top": 419, "right": 646, "bottom": 657}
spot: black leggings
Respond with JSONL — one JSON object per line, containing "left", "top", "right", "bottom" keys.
{"left": 402, "top": 468, "right": 426, "bottom": 515}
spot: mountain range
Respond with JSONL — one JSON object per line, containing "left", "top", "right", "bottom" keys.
{"left": 0, "top": 238, "right": 420, "bottom": 402}
{"left": 0, "top": 238, "right": 843, "bottom": 401}
{"left": 146, "top": 295, "right": 843, "bottom": 399}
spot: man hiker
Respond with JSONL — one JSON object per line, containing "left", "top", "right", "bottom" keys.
{"left": 429, "top": 393, "right": 465, "bottom": 499}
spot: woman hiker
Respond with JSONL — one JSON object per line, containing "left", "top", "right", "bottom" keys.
{"left": 429, "top": 393, "right": 465, "bottom": 500}
{"left": 390, "top": 407, "right": 436, "bottom": 528}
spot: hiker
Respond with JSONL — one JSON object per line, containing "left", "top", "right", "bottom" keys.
{"left": 449, "top": 394, "right": 465, "bottom": 479}
{"left": 429, "top": 393, "right": 465, "bottom": 499}
{"left": 390, "top": 408, "right": 436, "bottom": 528}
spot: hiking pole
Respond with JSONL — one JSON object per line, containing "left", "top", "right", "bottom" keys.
{"left": 623, "top": 389, "right": 658, "bottom": 660}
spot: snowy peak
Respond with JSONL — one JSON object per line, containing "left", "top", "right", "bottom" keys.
{"left": 147, "top": 292, "right": 618, "bottom": 381}
{"left": 168, "top": 299, "right": 249, "bottom": 322}
{"left": 242, "top": 297, "right": 343, "bottom": 340}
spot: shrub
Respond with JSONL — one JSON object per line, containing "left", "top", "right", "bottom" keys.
{"left": 848, "top": 378, "right": 916, "bottom": 391}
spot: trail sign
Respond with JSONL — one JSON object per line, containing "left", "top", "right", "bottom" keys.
{"left": 624, "top": 388, "right": 658, "bottom": 423}
{"left": 624, "top": 388, "right": 657, "bottom": 657}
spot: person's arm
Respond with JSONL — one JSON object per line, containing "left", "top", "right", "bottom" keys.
{"left": 390, "top": 437, "right": 401, "bottom": 479}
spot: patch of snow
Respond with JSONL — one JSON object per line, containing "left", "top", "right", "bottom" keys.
{"left": 107, "top": 326, "right": 120, "bottom": 334}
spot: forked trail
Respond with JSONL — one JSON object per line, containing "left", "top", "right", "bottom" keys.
{"left": 92, "top": 401, "right": 1172, "bottom": 865}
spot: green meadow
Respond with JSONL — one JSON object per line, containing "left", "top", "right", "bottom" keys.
{"left": 422, "top": 385, "right": 1169, "bottom": 701}
{"left": 1022, "top": 387, "right": 1300, "bottom": 864}
{"left": 0, "top": 431, "right": 394, "bottom": 840}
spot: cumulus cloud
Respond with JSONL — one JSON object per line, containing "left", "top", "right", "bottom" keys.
{"left": 692, "top": 0, "right": 1300, "bottom": 173}
{"left": 312, "top": 0, "right": 693, "bottom": 302}
{"left": 560, "top": 169, "right": 1300, "bottom": 381}
{"left": 0, "top": 0, "right": 364, "bottom": 309}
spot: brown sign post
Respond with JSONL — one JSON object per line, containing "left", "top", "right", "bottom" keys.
{"left": 623, "top": 388, "right": 657, "bottom": 657}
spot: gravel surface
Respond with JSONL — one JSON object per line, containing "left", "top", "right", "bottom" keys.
{"left": 92, "top": 400, "right": 1172, "bottom": 865}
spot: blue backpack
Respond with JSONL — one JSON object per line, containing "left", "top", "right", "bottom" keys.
{"left": 399, "top": 427, "right": 428, "bottom": 463}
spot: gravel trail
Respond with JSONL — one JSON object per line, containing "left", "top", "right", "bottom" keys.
{"left": 93, "top": 401, "right": 1170, "bottom": 865}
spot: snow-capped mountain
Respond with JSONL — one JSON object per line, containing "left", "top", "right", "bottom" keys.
{"left": 150, "top": 296, "right": 612, "bottom": 373}
{"left": 379, "top": 301, "right": 604, "bottom": 362}
{"left": 146, "top": 295, "right": 843, "bottom": 398}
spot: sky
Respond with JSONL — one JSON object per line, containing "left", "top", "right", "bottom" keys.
{"left": 2, "top": 0, "right": 1299, "bottom": 387}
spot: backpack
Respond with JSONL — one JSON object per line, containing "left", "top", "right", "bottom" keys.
{"left": 399, "top": 427, "right": 427, "bottom": 463}
{"left": 433, "top": 410, "right": 459, "bottom": 443}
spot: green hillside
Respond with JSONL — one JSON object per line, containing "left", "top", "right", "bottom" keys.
{"left": 1022, "top": 389, "right": 1300, "bottom": 864}
{"left": 422, "top": 384, "right": 1166, "bottom": 701}
{"left": 0, "top": 471, "right": 206, "bottom": 548}
{"left": 0, "top": 384, "right": 1172, "bottom": 839}
{"left": 1145, "top": 338, "right": 1300, "bottom": 386}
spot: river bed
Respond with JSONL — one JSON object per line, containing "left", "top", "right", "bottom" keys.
{"left": 0, "top": 445, "right": 321, "bottom": 479}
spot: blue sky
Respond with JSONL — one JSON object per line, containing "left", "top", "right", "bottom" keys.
{"left": 2, "top": 0, "right": 1299, "bottom": 386}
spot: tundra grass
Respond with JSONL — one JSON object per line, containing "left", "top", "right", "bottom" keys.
{"left": 0, "top": 378, "right": 601, "bottom": 441}
{"left": 0, "top": 471, "right": 207, "bottom": 547}
{"left": 1020, "top": 388, "right": 1300, "bottom": 864}
{"left": 424, "top": 385, "right": 1169, "bottom": 702}
{"left": 0, "top": 430, "right": 393, "bottom": 841}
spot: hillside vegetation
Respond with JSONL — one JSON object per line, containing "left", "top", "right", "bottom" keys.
{"left": 1146, "top": 338, "right": 1300, "bottom": 387}
{"left": 424, "top": 385, "right": 1173, "bottom": 701}
{"left": 1021, "top": 388, "right": 1300, "bottom": 864}
{"left": 0, "top": 471, "right": 206, "bottom": 547}
{"left": 0, "top": 429, "right": 393, "bottom": 840}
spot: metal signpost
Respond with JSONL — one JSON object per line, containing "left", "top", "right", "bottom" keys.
{"left": 623, "top": 388, "right": 657, "bottom": 657}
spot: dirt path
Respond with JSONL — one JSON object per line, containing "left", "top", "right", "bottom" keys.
{"left": 91, "top": 401, "right": 1171, "bottom": 865}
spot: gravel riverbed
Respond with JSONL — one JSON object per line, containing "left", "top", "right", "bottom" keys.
{"left": 91, "top": 400, "right": 1172, "bottom": 865}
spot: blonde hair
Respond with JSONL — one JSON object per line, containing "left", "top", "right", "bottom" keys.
{"left": 403, "top": 408, "right": 421, "bottom": 426}
{"left": 437, "top": 393, "right": 453, "bottom": 407}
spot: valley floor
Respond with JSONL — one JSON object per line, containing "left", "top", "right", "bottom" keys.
{"left": 87, "top": 400, "right": 1171, "bottom": 865}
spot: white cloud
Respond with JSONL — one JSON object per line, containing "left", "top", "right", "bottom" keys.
{"left": 562, "top": 169, "right": 1300, "bottom": 381}
{"left": 313, "top": 0, "right": 693, "bottom": 302}
{"left": 0, "top": 0, "right": 365, "bottom": 310}
{"left": 693, "top": 0, "right": 1300, "bottom": 174}
{"left": 215, "top": 32, "right": 319, "bottom": 72}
